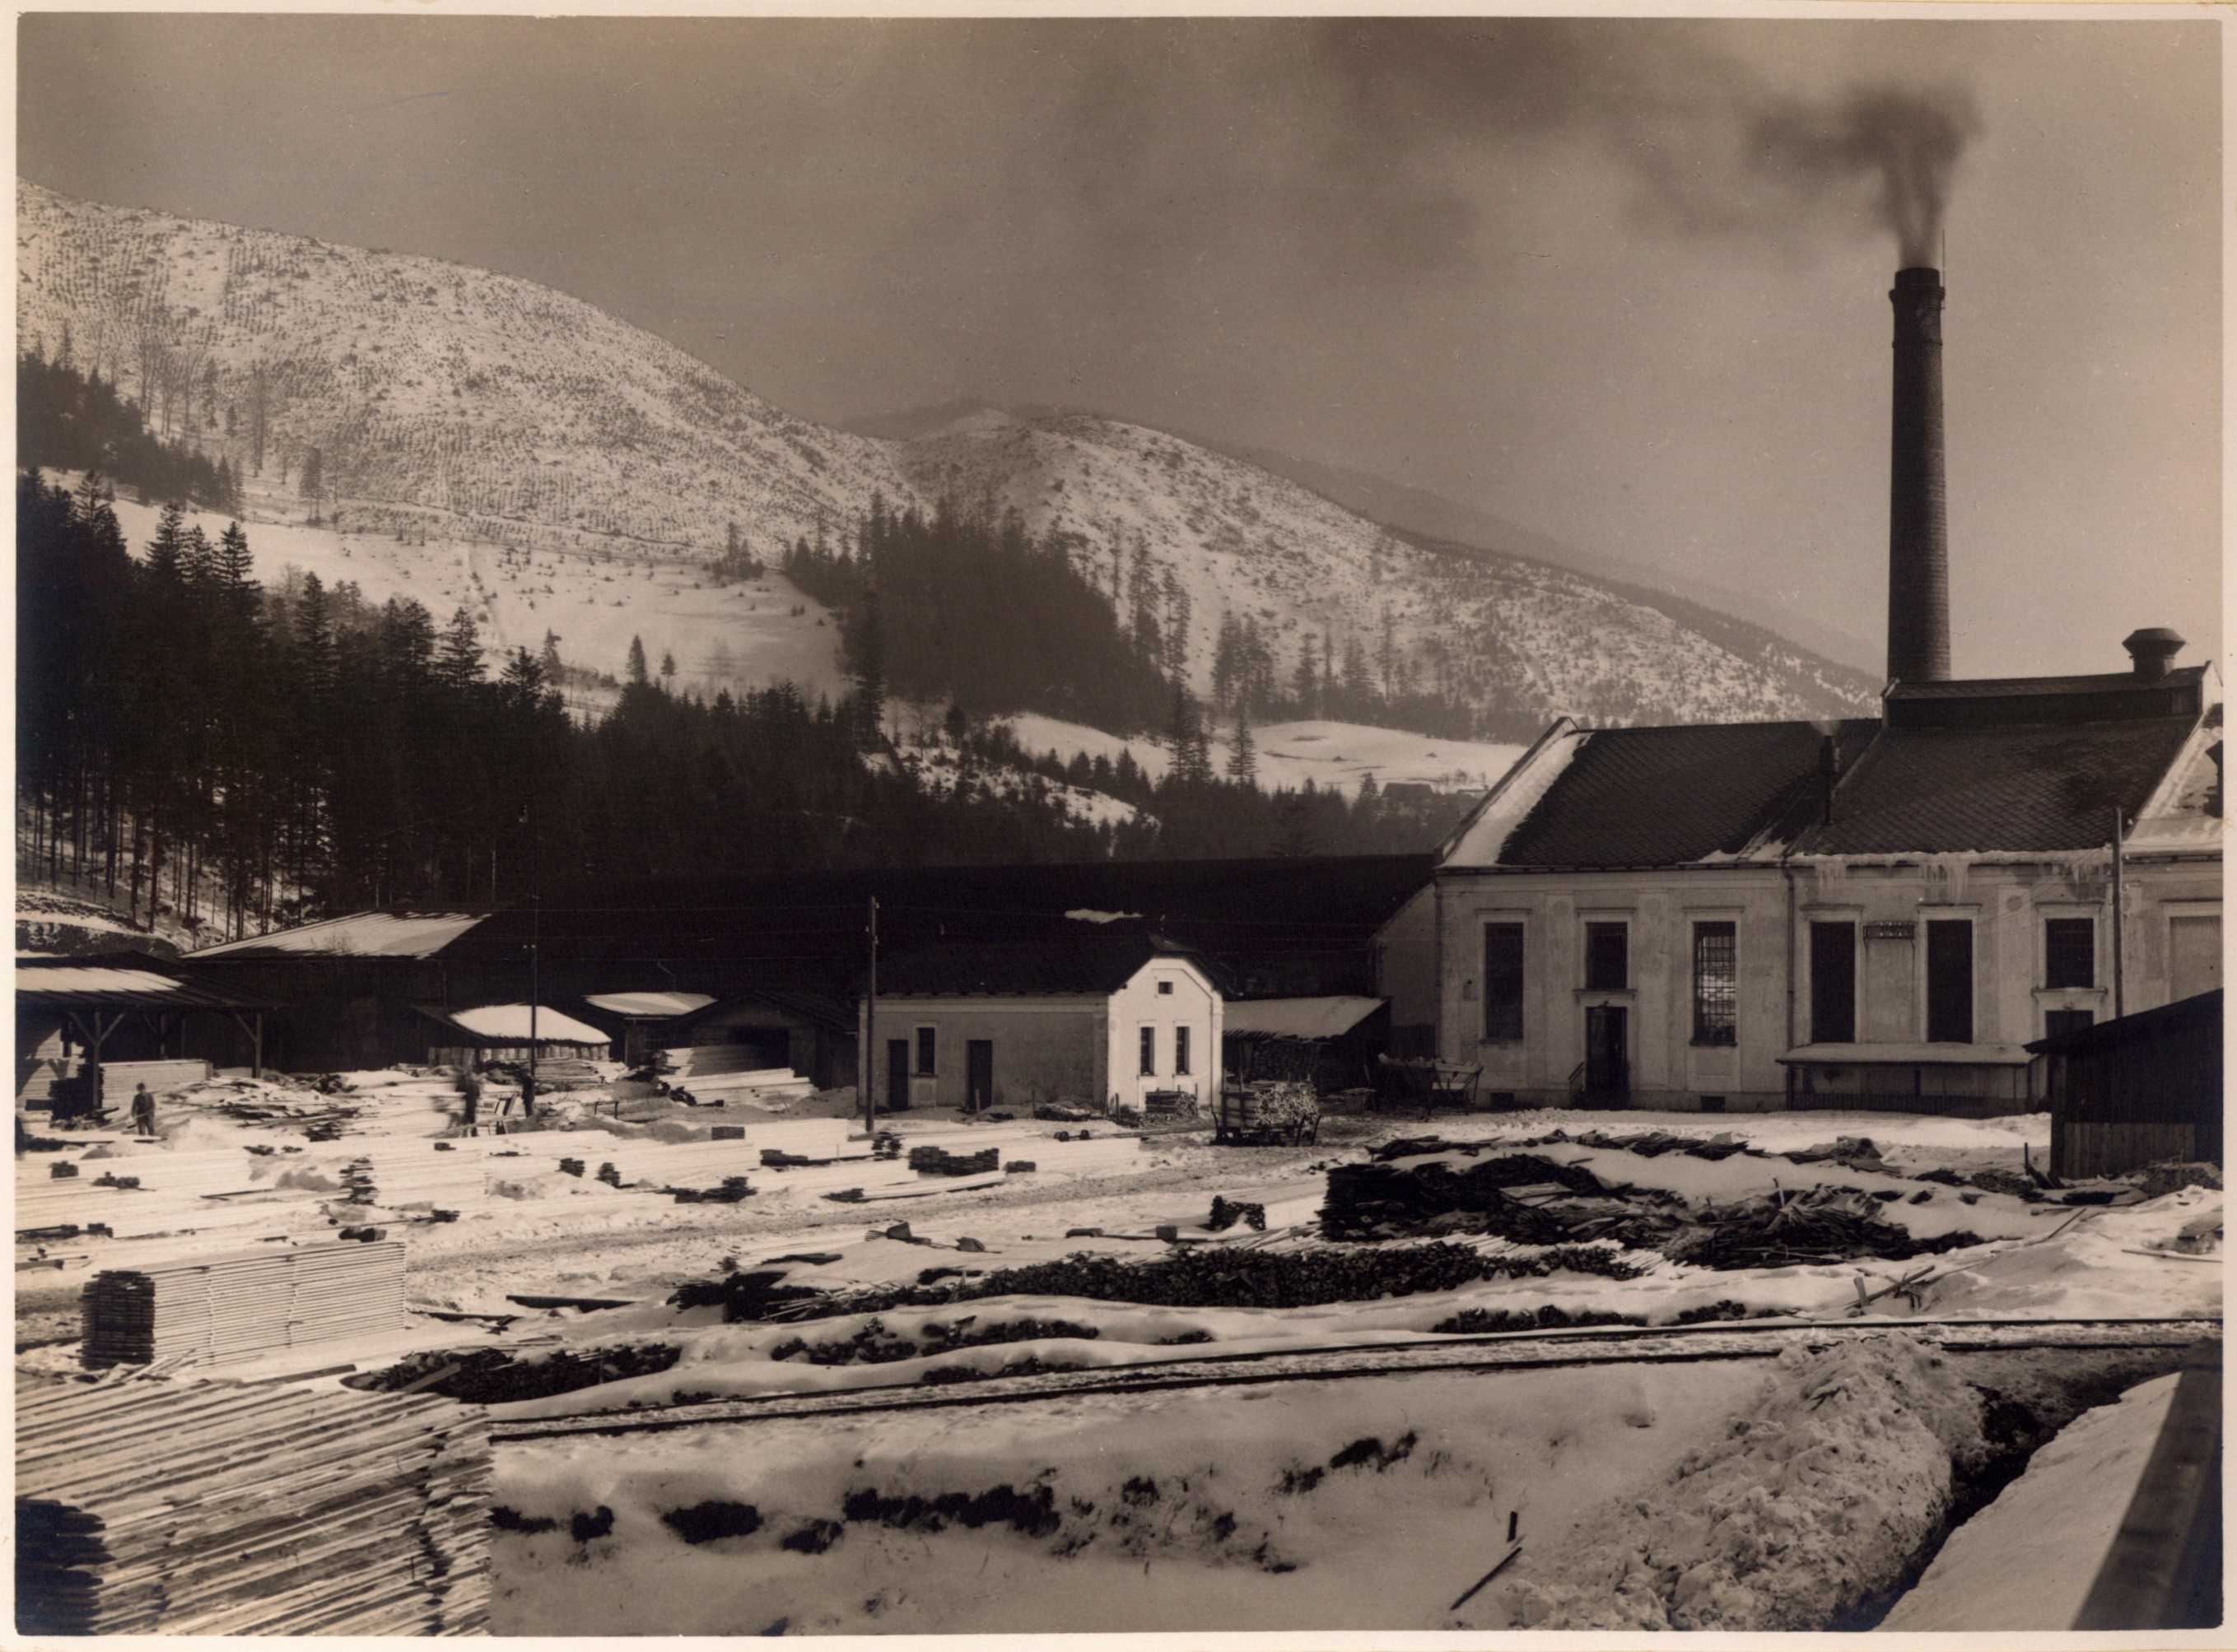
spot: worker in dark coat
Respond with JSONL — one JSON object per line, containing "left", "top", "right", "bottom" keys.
{"left": 128, "top": 1084, "right": 157, "bottom": 1136}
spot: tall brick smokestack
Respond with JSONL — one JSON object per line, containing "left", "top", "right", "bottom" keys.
{"left": 1886, "top": 266, "right": 1950, "bottom": 683}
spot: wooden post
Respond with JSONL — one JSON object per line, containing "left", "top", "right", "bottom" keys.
{"left": 865, "top": 896, "right": 878, "bottom": 1135}
{"left": 2111, "top": 807, "right": 2127, "bottom": 1021}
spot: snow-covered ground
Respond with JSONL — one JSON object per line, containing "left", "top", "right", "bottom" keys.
{"left": 1878, "top": 1370, "right": 2179, "bottom": 1632}
{"left": 19, "top": 1084, "right": 2217, "bottom": 1634}
{"left": 1000, "top": 711, "right": 1525, "bottom": 795}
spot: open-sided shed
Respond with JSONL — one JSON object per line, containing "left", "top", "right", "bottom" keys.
{"left": 16, "top": 954, "right": 278, "bottom": 1116}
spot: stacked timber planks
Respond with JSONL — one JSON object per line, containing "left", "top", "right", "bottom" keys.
{"left": 16, "top": 1377, "right": 489, "bottom": 1635}
{"left": 81, "top": 1240, "right": 407, "bottom": 1368}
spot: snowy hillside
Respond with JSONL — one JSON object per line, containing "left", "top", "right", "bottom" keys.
{"left": 16, "top": 179, "right": 906, "bottom": 561}
{"left": 19, "top": 179, "right": 1879, "bottom": 734}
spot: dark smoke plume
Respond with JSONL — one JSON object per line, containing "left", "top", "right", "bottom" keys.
{"left": 1303, "top": 21, "right": 1982, "bottom": 267}
{"left": 1750, "top": 86, "right": 1981, "bottom": 268}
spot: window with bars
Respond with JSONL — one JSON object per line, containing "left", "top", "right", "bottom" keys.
{"left": 2044, "top": 918, "right": 2095, "bottom": 989}
{"left": 1484, "top": 923, "right": 1524, "bottom": 1042}
{"left": 1692, "top": 922, "right": 1737, "bottom": 1045}
{"left": 1139, "top": 1026, "right": 1157, "bottom": 1077}
{"left": 1584, "top": 922, "right": 1629, "bottom": 991}
{"left": 1926, "top": 919, "right": 1974, "bottom": 1044}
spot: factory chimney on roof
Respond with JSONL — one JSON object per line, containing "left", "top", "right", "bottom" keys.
{"left": 1886, "top": 267, "right": 1950, "bottom": 684}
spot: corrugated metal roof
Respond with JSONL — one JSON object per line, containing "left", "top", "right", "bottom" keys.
{"left": 190, "top": 911, "right": 488, "bottom": 959}
{"left": 581, "top": 992, "right": 716, "bottom": 1019}
{"left": 1222, "top": 996, "right": 1384, "bottom": 1040}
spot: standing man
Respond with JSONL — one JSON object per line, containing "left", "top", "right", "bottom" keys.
{"left": 128, "top": 1083, "right": 157, "bottom": 1137}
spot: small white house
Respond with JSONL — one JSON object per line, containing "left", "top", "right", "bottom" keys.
{"left": 865, "top": 933, "right": 1222, "bottom": 1116}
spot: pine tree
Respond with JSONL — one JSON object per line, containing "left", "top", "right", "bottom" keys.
{"left": 850, "top": 587, "right": 886, "bottom": 745}
{"left": 147, "top": 500, "right": 189, "bottom": 586}
{"left": 436, "top": 607, "right": 484, "bottom": 690}
{"left": 1292, "top": 634, "right": 1319, "bottom": 714}
{"left": 214, "top": 522, "right": 256, "bottom": 606}
{"left": 179, "top": 524, "right": 217, "bottom": 589}
{"left": 298, "top": 445, "right": 324, "bottom": 505}
{"left": 1226, "top": 704, "right": 1257, "bottom": 784}
{"left": 659, "top": 649, "right": 678, "bottom": 687}
{"left": 626, "top": 635, "right": 649, "bottom": 686}
{"left": 538, "top": 629, "right": 562, "bottom": 684}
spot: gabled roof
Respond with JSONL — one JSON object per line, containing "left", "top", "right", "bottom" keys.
{"left": 189, "top": 911, "right": 488, "bottom": 959}
{"left": 876, "top": 932, "right": 1200, "bottom": 998}
{"left": 1454, "top": 720, "right": 1874, "bottom": 869}
{"left": 1795, "top": 714, "right": 2200, "bottom": 856}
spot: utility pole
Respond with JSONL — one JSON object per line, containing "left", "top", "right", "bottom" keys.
{"left": 2110, "top": 807, "right": 2126, "bottom": 1021}
{"left": 526, "top": 895, "right": 540, "bottom": 1120}
{"left": 865, "top": 896, "right": 878, "bottom": 1135}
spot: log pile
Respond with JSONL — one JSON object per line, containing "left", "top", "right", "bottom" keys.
{"left": 909, "top": 1145, "right": 1000, "bottom": 1177}
{"left": 81, "top": 1240, "right": 408, "bottom": 1368}
{"left": 15, "top": 1377, "right": 489, "bottom": 1634}
{"left": 1320, "top": 1153, "right": 1677, "bottom": 1245}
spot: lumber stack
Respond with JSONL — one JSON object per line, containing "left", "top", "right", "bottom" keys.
{"left": 16, "top": 1377, "right": 489, "bottom": 1634}
{"left": 81, "top": 1240, "right": 408, "bottom": 1369}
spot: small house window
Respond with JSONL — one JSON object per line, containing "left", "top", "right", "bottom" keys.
{"left": 1174, "top": 1026, "right": 1191, "bottom": 1076}
{"left": 1139, "top": 1026, "right": 1157, "bottom": 1077}
{"left": 1483, "top": 924, "right": 1524, "bottom": 1042}
{"left": 1157, "top": 980, "right": 1173, "bottom": 995}
{"left": 915, "top": 1026, "right": 936, "bottom": 1077}
{"left": 1691, "top": 922, "right": 1737, "bottom": 1046}
{"left": 2044, "top": 918, "right": 2095, "bottom": 989}
{"left": 1926, "top": 919, "right": 1974, "bottom": 1044}
{"left": 1585, "top": 922, "right": 1629, "bottom": 991}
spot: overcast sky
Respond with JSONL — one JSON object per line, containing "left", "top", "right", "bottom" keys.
{"left": 17, "top": 12, "right": 2221, "bottom": 677}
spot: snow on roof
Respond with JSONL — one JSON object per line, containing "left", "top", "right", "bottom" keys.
{"left": 1065, "top": 909, "right": 1144, "bottom": 924}
{"left": 447, "top": 1003, "right": 610, "bottom": 1045}
{"left": 1221, "top": 996, "right": 1384, "bottom": 1040}
{"left": 581, "top": 991, "right": 716, "bottom": 1019}
{"left": 192, "top": 911, "right": 487, "bottom": 958}
{"left": 1440, "top": 722, "right": 1583, "bottom": 867}
{"left": 16, "top": 966, "right": 184, "bottom": 997}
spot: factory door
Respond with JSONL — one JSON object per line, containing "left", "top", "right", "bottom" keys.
{"left": 1584, "top": 1007, "right": 1629, "bottom": 1101}
{"left": 966, "top": 1040, "right": 995, "bottom": 1114}
{"left": 886, "top": 1039, "right": 910, "bottom": 1112}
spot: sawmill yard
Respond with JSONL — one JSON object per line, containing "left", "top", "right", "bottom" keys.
{"left": 15, "top": 1072, "right": 2221, "bottom": 1635}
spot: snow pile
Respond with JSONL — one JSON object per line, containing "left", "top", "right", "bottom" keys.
{"left": 1502, "top": 1332, "right": 1983, "bottom": 1631}
{"left": 1877, "top": 1371, "right": 2179, "bottom": 1631}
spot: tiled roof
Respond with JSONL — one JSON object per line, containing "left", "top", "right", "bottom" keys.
{"left": 877, "top": 932, "right": 1195, "bottom": 998}
{"left": 1795, "top": 715, "right": 2200, "bottom": 855}
{"left": 1494, "top": 721, "right": 1872, "bottom": 868}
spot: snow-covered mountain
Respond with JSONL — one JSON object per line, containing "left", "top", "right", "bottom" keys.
{"left": 16, "top": 179, "right": 1880, "bottom": 735}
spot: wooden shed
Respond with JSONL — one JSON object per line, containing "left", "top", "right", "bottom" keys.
{"left": 2030, "top": 989, "right": 2222, "bottom": 1180}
